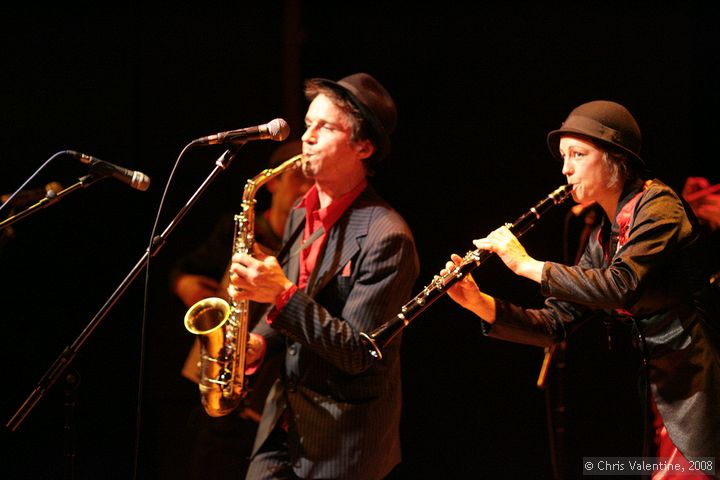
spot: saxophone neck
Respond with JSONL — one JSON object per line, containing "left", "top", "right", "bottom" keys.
{"left": 242, "top": 154, "right": 303, "bottom": 203}
{"left": 272, "top": 154, "right": 303, "bottom": 174}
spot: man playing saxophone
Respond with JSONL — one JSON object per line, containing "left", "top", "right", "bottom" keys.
{"left": 171, "top": 140, "right": 311, "bottom": 480}
{"left": 228, "top": 73, "right": 419, "bottom": 480}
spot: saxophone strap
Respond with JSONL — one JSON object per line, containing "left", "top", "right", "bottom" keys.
{"left": 277, "top": 219, "right": 325, "bottom": 266}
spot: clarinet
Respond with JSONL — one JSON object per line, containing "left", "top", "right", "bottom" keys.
{"left": 360, "top": 184, "right": 573, "bottom": 360}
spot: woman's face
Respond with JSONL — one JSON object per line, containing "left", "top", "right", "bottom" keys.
{"left": 559, "top": 135, "right": 616, "bottom": 205}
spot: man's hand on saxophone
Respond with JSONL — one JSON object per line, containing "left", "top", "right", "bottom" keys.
{"left": 227, "top": 247, "right": 295, "bottom": 305}
{"left": 227, "top": 245, "right": 294, "bottom": 369}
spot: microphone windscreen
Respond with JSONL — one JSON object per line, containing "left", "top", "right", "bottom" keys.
{"left": 268, "top": 118, "right": 290, "bottom": 141}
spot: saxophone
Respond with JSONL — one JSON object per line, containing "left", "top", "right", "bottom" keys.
{"left": 184, "top": 154, "right": 303, "bottom": 417}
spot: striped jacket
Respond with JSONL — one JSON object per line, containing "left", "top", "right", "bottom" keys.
{"left": 251, "top": 184, "right": 419, "bottom": 480}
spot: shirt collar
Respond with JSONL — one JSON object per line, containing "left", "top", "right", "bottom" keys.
{"left": 296, "top": 180, "right": 368, "bottom": 231}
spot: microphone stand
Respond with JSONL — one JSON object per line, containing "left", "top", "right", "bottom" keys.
{"left": 0, "top": 174, "right": 105, "bottom": 231}
{"left": 537, "top": 342, "right": 567, "bottom": 480}
{"left": 6, "top": 147, "right": 242, "bottom": 432}
{"left": 63, "top": 369, "right": 80, "bottom": 480}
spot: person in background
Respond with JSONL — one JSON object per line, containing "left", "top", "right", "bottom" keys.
{"left": 444, "top": 101, "right": 719, "bottom": 479}
{"left": 683, "top": 176, "right": 720, "bottom": 232}
{"left": 682, "top": 176, "right": 720, "bottom": 291}
{"left": 170, "top": 139, "right": 311, "bottom": 479}
{"left": 228, "top": 73, "right": 420, "bottom": 480}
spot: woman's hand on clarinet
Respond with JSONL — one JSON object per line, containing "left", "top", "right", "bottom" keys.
{"left": 442, "top": 254, "right": 480, "bottom": 308}
{"left": 473, "top": 226, "right": 544, "bottom": 283}
{"left": 442, "top": 253, "right": 496, "bottom": 322}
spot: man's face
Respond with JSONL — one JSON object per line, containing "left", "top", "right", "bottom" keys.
{"left": 300, "top": 94, "right": 368, "bottom": 182}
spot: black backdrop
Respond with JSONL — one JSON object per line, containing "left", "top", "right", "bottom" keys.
{"left": 2, "top": 2, "right": 718, "bottom": 479}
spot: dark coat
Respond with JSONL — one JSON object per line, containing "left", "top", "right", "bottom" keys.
{"left": 487, "top": 180, "right": 720, "bottom": 468}
{"left": 251, "top": 185, "right": 419, "bottom": 480}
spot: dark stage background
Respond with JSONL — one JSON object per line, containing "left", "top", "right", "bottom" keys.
{"left": 2, "top": 2, "right": 718, "bottom": 479}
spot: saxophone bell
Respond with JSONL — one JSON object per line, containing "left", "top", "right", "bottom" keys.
{"left": 184, "top": 297, "right": 238, "bottom": 417}
{"left": 184, "top": 297, "right": 231, "bottom": 334}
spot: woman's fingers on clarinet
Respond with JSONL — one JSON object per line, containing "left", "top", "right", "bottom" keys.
{"left": 441, "top": 255, "right": 462, "bottom": 276}
{"left": 472, "top": 238, "right": 492, "bottom": 251}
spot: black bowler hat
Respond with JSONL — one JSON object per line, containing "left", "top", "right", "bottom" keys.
{"left": 305, "top": 73, "right": 397, "bottom": 163}
{"left": 547, "top": 100, "right": 644, "bottom": 166}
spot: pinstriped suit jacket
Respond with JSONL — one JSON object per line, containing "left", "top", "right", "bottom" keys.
{"left": 250, "top": 184, "right": 419, "bottom": 480}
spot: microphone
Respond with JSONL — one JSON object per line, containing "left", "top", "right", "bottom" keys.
{"left": 191, "top": 118, "right": 290, "bottom": 146}
{"left": 2, "top": 182, "right": 63, "bottom": 205}
{"left": 68, "top": 151, "right": 151, "bottom": 191}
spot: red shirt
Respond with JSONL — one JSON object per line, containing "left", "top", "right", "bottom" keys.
{"left": 268, "top": 180, "right": 367, "bottom": 319}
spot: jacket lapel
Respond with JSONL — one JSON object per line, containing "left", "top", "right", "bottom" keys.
{"left": 306, "top": 186, "right": 374, "bottom": 298}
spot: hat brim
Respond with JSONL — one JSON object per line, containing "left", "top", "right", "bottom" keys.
{"left": 306, "top": 78, "right": 391, "bottom": 162}
{"left": 547, "top": 128, "right": 644, "bottom": 166}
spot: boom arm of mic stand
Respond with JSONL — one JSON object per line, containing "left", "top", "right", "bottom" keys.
{"left": 5, "top": 148, "right": 241, "bottom": 432}
{"left": 0, "top": 174, "right": 104, "bottom": 231}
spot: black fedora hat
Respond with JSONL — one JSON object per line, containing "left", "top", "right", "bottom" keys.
{"left": 305, "top": 73, "right": 397, "bottom": 162}
{"left": 547, "top": 100, "right": 644, "bottom": 166}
